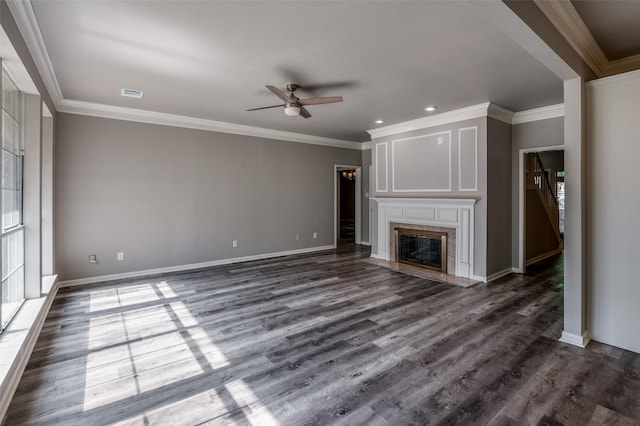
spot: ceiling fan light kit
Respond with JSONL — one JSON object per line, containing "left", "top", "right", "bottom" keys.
{"left": 284, "top": 103, "right": 301, "bottom": 116}
{"left": 247, "top": 83, "right": 343, "bottom": 119}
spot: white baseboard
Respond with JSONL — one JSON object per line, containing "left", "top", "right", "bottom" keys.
{"left": 0, "top": 279, "right": 59, "bottom": 420}
{"left": 560, "top": 330, "right": 590, "bottom": 348}
{"left": 472, "top": 267, "right": 513, "bottom": 283}
{"left": 58, "top": 245, "right": 336, "bottom": 287}
{"left": 359, "top": 240, "right": 371, "bottom": 246}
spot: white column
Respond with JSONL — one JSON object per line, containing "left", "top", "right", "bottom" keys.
{"left": 561, "top": 77, "right": 589, "bottom": 347}
{"left": 41, "top": 109, "right": 54, "bottom": 279}
{"left": 23, "top": 94, "right": 42, "bottom": 298}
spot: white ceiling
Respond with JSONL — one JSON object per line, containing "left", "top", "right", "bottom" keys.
{"left": 29, "top": 0, "right": 565, "bottom": 142}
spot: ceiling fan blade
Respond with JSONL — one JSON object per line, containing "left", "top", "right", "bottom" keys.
{"left": 299, "top": 96, "right": 343, "bottom": 106}
{"left": 299, "top": 106, "right": 311, "bottom": 118}
{"left": 246, "top": 104, "right": 285, "bottom": 111}
{"left": 266, "top": 85, "right": 291, "bottom": 102}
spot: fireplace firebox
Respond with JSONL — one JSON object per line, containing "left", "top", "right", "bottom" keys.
{"left": 395, "top": 228, "right": 447, "bottom": 273}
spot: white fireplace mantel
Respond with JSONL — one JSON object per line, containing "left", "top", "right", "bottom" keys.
{"left": 372, "top": 198, "right": 477, "bottom": 279}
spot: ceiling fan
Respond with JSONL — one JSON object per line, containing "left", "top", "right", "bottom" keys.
{"left": 247, "top": 84, "right": 343, "bottom": 118}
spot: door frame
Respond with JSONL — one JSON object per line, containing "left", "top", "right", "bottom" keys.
{"left": 334, "top": 164, "right": 362, "bottom": 246}
{"left": 518, "top": 145, "right": 564, "bottom": 272}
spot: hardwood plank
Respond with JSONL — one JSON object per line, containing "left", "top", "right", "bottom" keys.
{"left": 3, "top": 247, "right": 640, "bottom": 426}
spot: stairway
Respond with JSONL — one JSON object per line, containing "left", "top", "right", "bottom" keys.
{"left": 525, "top": 153, "right": 562, "bottom": 265}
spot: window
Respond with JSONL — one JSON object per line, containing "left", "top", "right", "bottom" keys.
{"left": 1, "top": 67, "right": 24, "bottom": 331}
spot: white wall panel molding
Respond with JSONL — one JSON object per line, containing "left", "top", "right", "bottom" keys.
{"left": 458, "top": 127, "right": 478, "bottom": 191}
{"left": 57, "top": 99, "right": 361, "bottom": 149}
{"left": 371, "top": 198, "right": 476, "bottom": 279}
{"left": 391, "top": 131, "right": 451, "bottom": 192}
{"left": 375, "top": 142, "right": 389, "bottom": 192}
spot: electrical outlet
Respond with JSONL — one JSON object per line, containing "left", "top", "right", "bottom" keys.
{"left": 313, "top": 232, "right": 317, "bottom": 239}
{"left": 233, "top": 240, "right": 238, "bottom": 248}
{"left": 296, "top": 234, "right": 300, "bottom": 241}
{"left": 117, "top": 252, "right": 124, "bottom": 261}
{"left": 89, "top": 254, "right": 97, "bottom": 264}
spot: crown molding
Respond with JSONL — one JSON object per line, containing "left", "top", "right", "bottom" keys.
{"left": 6, "top": 1, "right": 368, "bottom": 150}
{"left": 607, "top": 53, "right": 640, "bottom": 77}
{"left": 6, "top": 0, "right": 63, "bottom": 104}
{"left": 366, "top": 102, "right": 513, "bottom": 140}
{"left": 533, "top": 0, "right": 608, "bottom": 78}
{"left": 533, "top": 0, "right": 640, "bottom": 78}
{"left": 586, "top": 68, "right": 640, "bottom": 90}
{"left": 512, "top": 104, "right": 564, "bottom": 124}
{"left": 58, "top": 99, "right": 362, "bottom": 149}
{"left": 487, "top": 103, "right": 515, "bottom": 124}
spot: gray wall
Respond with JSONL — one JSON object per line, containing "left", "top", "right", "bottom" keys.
{"left": 361, "top": 148, "right": 371, "bottom": 244}
{"left": 55, "top": 113, "right": 362, "bottom": 281}
{"left": 371, "top": 117, "right": 489, "bottom": 277}
{"left": 486, "top": 118, "right": 512, "bottom": 276}
{"left": 511, "top": 117, "right": 564, "bottom": 266}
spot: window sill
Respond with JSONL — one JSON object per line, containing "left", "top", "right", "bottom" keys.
{"left": 0, "top": 274, "right": 57, "bottom": 419}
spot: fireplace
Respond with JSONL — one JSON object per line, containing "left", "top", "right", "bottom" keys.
{"left": 395, "top": 228, "right": 447, "bottom": 272}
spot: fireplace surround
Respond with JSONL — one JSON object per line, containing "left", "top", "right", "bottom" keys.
{"left": 372, "top": 198, "right": 477, "bottom": 279}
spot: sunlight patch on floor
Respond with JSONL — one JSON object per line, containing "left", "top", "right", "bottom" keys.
{"left": 226, "top": 379, "right": 278, "bottom": 426}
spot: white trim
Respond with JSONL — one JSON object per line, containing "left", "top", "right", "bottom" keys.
{"left": 360, "top": 241, "right": 371, "bottom": 246}
{"left": 58, "top": 99, "right": 361, "bottom": 149}
{"left": 487, "top": 103, "right": 515, "bottom": 124}
{"left": 512, "top": 104, "right": 565, "bottom": 124}
{"left": 372, "top": 197, "right": 477, "bottom": 279}
{"left": 559, "top": 331, "right": 590, "bottom": 348}
{"left": 533, "top": 0, "right": 607, "bottom": 77}
{"left": 375, "top": 142, "right": 388, "bottom": 193}
{"left": 473, "top": 267, "right": 516, "bottom": 283}
{"left": 4, "top": 0, "right": 370, "bottom": 149}
{"left": 0, "top": 281, "right": 59, "bottom": 420}
{"left": 5, "top": 0, "right": 64, "bottom": 104}
{"left": 533, "top": 0, "right": 640, "bottom": 78}
{"left": 361, "top": 141, "right": 372, "bottom": 150}
{"left": 458, "top": 126, "right": 478, "bottom": 192}
{"left": 367, "top": 102, "right": 510, "bottom": 140}
{"left": 58, "top": 245, "right": 335, "bottom": 287}
{"left": 518, "top": 145, "right": 564, "bottom": 273}
{"left": 391, "top": 131, "right": 452, "bottom": 193}
{"left": 586, "top": 69, "right": 640, "bottom": 90}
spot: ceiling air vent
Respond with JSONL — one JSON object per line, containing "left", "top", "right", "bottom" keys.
{"left": 121, "top": 88, "right": 143, "bottom": 99}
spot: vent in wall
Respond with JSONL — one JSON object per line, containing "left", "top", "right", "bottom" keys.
{"left": 121, "top": 88, "right": 143, "bottom": 99}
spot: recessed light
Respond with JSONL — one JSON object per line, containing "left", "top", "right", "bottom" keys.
{"left": 425, "top": 106, "right": 437, "bottom": 112}
{"left": 121, "top": 88, "right": 143, "bottom": 99}
{"left": 375, "top": 120, "right": 384, "bottom": 124}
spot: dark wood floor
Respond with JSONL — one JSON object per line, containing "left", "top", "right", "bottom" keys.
{"left": 4, "top": 245, "right": 640, "bottom": 425}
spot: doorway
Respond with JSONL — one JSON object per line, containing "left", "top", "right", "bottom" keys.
{"left": 334, "top": 165, "right": 361, "bottom": 247}
{"left": 518, "top": 146, "right": 564, "bottom": 272}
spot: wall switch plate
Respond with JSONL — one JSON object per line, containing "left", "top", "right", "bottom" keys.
{"left": 313, "top": 232, "right": 317, "bottom": 239}
{"left": 233, "top": 240, "right": 238, "bottom": 248}
{"left": 89, "top": 254, "right": 97, "bottom": 264}
{"left": 117, "top": 252, "right": 124, "bottom": 261}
